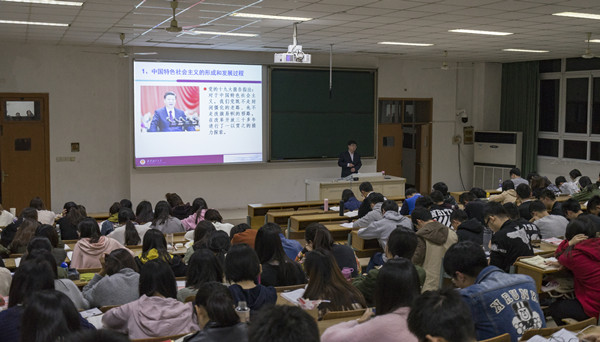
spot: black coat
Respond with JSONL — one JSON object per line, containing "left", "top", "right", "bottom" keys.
{"left": 456, "top": 218, "right": 484, "bottom": 245}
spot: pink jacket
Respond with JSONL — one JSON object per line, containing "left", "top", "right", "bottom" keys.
{"left": 70, "top": 236, "right": 131, "bottom": 269}
{"left": 181, "top": 210, "right": 206, "bottom": 231}
{"left": 321, "top": 307, "right": 417, "bottom": 342}
{"left": 102, "top": 295, "right": 199, "bottom": 339}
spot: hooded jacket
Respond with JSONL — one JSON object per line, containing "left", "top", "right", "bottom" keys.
{"left": 353, "top": 202, "right": 383, "bottom": 228}
{"left": 70, "top": 236, "right": 132, "bottom": 269}
{"left": 102, "top": 294, "right": 199, "bottom": 339}
{"left": 358, "top": 210, "right": 412, "bottom": 250}
{"left": 456, "top": 218, "right": 484, "bottom": 245}
{"left": 489, "top": 189, "right": 517, "bottom": 205}
{"left": 228, "top": 283, "right": 277, "bottom": 315}
{"left": 82, "top": 268, "right": 140, "bottom": 308}
{"left": 556, "top": 238, "right": 600, "bottom": 318}
{"left": 412, "top": 221, "right": 458, "bottom": 292}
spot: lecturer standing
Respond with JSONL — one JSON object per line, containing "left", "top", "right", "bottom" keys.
{"left": 148, "top": 91, "right": 191, "bottom": 132}
{"left": 338, "top": 140, "right": 362, "bottom": 177}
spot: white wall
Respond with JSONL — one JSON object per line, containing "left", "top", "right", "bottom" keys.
{"left": 0, "top": 41, "right": 502, "bottom": 212}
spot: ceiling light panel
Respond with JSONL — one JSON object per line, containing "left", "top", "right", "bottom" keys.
{"left": 1, "top": 0, "right": 82, "bottom": 6}
{"left": 553, "top": 12, "right": 600, "bottom": 20}
{"left": 378, "top": 41, "right": 434, "bottom": 46}
{"left": 0, "top": 19, "right": 69, "bottom": 26}
{"left": 449, "top": 29, "right": 513, "bottom": 36}
{"left": 230, "top": 13, "right": 312, "bottom": 21}
{"left": 189, "top": 30, "right": 257, "bottom": 37}
{"left": 502, "top": 48, "right": 549, "bottom": 53}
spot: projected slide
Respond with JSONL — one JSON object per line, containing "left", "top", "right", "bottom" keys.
{"left": 133, "top": 61, "right": 263, "bottom": 167}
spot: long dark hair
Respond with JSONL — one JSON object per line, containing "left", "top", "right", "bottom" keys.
{"left": 375, "top": 258, "right": 420, "bottom": 315}
{"left": 35, "top": 224, "right": 59, "bottom": 248}
{"left": 141, "top": 229, "right": 171, "bottom": 263}
{"left": 255, "top": 223, "right": 302, "bottom": 286}
{"left": 119, "top": 208, "right": 140, "bottom": 246}
{"left": 312, "top": 227, "right": 335, "bottom": 251}
{"left": 186, "top": 248, "right": 223, "bottom": 289}
{"left": 303, "top": 249, "right": 366, "bottom": 312}
{"left": 191, "top": 197, "right": 208, "bottom": 224}
{"left": 208, "top": 231, "right": 230, "bottom": 267}
{"left": 204, "top": 209, "right": 223, "bottom": 223}
{"left": 20, "top": 290, "right": 82, "bottom": 342}
{"left": 10, "top": 218, "right": 40, "bottom": 252}
{"left": 25, "top": 249, "right": 59, "bottom": 279}
{"left": 105, "top": 248, "right": 139, "bottom": 275}
{"left": 8, "top": 260, "right": 55, "bottom": 307}
{"left": 195, "top": 282, "right": 239, "bottom": 327}
{"left": 139, "top": 260, "right": 177, "bottom": 299}
{"left": 65, "top": 203, "right": 85, "bottom": 227}
{"left": 78, "top": 218, "right": 101, "bottom": 243}
{"left": 135, "top": 200, "right": 154, "bottom": 225}
{"left": 341, "top": 189, "right": 356, "bottom": 203}
{"left": 152, "top": 201, "right": 171, "bottom": 226}
{"left": 165, "top": 193, "right": 184, "bottom": 208}
{"left": 193, "top": 221, "right": 216, "bottom": 249}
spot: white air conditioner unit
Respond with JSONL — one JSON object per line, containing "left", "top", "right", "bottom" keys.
{"left": 473, "top": 131, "right": 522, "bottom": 189}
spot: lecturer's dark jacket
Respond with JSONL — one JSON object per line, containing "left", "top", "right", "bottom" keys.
{"left": 338, "top": 151, "right": 362, "bottom": 177}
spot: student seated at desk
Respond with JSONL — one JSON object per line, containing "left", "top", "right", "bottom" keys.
{"left": 255, "top": 223, "right": 306, "bottom": 287}
{"left": 108, "top": 207, "right": 150, "bottom": 246}
{"left": 352, "top": 193, "right": 385, "bottom": 228}
{"left": 204, "top": 209, "right": 234, "bottom": 236}
{"left": 296, "top": 223, "right": 360, "bottom": 278}
{"left": 225, "top": 244, "right": 276, "bottom": 316}
{"left": 1, "top": 207, "right": 37, "bottom": 254}
{"left": 70, "top": 218, "right": 131, "bottom": 269}
{"left": 359, "top": 200, "right": 413, "bottom": 271}
{"left": 489, "top": 180, "right": 517, "bottom": 205}
{"left": 530, "top": 200, "right": 568, "bottom": 239}
{"left": 166, "top": 192, "right": 193, "bottom": 221}
{"left": 248, "top": 305, "right": 319, "bottom": 342}
{"left": 400, "top": 188, "right": 422, "bottom": 216}
{"left": 181, "top": 282, "right": 248, "bottom": 342}
{"left": 24, "top": 236, "right": 68, "bottom": 279}
{"left": 443, "top": 241, "right": 544, "bottom": 341}
{"left": 353, "top": 229, "right": 424, "bottom": 306}
{"left": 34, "top": 224, "right": 67, "bottom": 267}
{"left": 135, "top": 229, "right": 186, "bottom": 277}
{"left": 341, "top": 189, "right": 361, "bottom": 211}
{"left": 30, "top": 196, "right": 56, "bottom": 225}
{"left": 181, "top": 197, "right": 208, "bottom": 231}
{"left": 8, "top": 217, "right": 39, "bottom": 254}
{"left": 450, "top": 209, "right": 484, "bottom": 246}
{"left": 184, "top": 221, "right": 216, "bottom": 264}
{"left": 102, "top": 260, "right": 199, "bottom": 339}
{"left": 99, "top": 202, "right": 120, "bottom": 236}
{"left": 230, "top": 223, "right": 258, "bottom": 249}
{"left": 177, "top": 248, "right": 223, "bottom": 302}
{"left": 302, "top": 248, "right": 366, "bottom": 319}
{"left": 321, "top": 258, "right": 419, "bottom": 342}
{"left": 150, "top": 200, "right": 185, "bottom": 234}
{"left": 549, "top": 217, "right": 600, "bottom": 325}
{"left": 135, "top": 200, "right": 154, "bottom": 227}
{"left": 27, "top": 248, "right": 90, "bottom": 310}
{"left": 258, "top": 223, "right": 302, "bottom": 261}
{"left": 56, "top": 202, "right": 84, "bottom": 240}
{"left": 82, "top": 248, "right": 140, "bottom": 308}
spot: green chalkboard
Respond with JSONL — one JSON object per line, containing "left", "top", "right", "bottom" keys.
{"left": 270, "top": 68, "right": 376, "bottom": 160}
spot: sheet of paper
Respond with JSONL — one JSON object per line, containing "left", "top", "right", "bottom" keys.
{"left": 340, "top": 222, "right": 354, "bottom": 228}
{"left": 80, "top": 307, "right": 103, "bottom": 319}
{"left": 14, "top": 258, "right": 21, "bottom": 268}
{"left": 344, "top": 210, "right": 358, "bottom": 218}
{"left": 280, "top": 288, "right": 305, "bottom": 305}
{"left": 176, "top": 280, "right": 186, "bottom": 290}
{"left": 67, "top": 251, "right": 73, "bottom": 261}
{"left": 329, "top": 206, "right": 340, "bottom": 212}
{"left": 64, "top": 244, "right": 71, "bottom": 251}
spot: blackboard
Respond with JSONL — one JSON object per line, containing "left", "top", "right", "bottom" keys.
{"left": 270, "top": 68, "right": 376, "bottom": 160}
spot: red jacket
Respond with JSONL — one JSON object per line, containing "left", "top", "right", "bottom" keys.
{"left": 556, "top": 238, "right": 600, "bottom": 318}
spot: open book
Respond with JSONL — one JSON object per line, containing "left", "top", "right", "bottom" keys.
{"left": 519, "top": 256, "right": 560, "bottom": 270}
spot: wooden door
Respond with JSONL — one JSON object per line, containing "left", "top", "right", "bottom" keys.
{"left": 416, "top": 123, "right": 432, "bottom": 194}
{"left": 0, "top": 93, "right": 51, "bottom": 214}
{"left": 377, "top": 124, "right": 403, "bottom": 177}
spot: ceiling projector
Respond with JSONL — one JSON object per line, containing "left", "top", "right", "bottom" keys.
{"left": 274, "top": 23, "right": 311, "bottom": 64}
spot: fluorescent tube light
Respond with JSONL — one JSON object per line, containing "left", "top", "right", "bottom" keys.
{"left": 449, "top": 29, "right": 513, "bottom": 36}
{"left": 502, "top": 48, "right": 549, "bottom": 53}
{"left": 553, "top": 12, "right": 600, "bottom": 20}
{"left": 189, "top": 30, "right": 257, "bottom": 37}
{"left": 1, "top": 0, "right": 82, "bottom": 6}
{"left": 0, "top": 19, "right": 69, "bottom": 26}
{"left": 230, "top": 13, "right": 312, "bottom": 21}
{"left": 378, "top": 41, "right": 433, "bottom": 46}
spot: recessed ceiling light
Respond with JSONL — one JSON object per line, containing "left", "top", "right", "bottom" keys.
{"left": 1, "top": 0, "right": 82, "bottom": 6}
{"left": 449, "top": 29, "right": 513, "bottom": 36}
{"left": 553, "top": 12, "right": 600, "bottom": 20}
{"left": 0, "top": 19, "right": 69, "bottom": 26}
{"left": 189, "top": 30, "right": 257, "bottom": 37}
{"left": 378, "top": 42, "right": 433, "bottom": 47}
{"left": 230, "top": 13, "right": 312, "bottom": 21}
{"left": 502, "top": 48, "right": 549, "bottom": 53}
{"left": 589, "top": 39, "right": 600, "bottom": 43}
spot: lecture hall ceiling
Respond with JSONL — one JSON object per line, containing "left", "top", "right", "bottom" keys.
{"left": 2, "top": 0, "right": 600, "bottom": 62}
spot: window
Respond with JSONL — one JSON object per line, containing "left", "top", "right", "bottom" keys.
{"left": 538, "top": 59, "right": 600, "bottom": 162}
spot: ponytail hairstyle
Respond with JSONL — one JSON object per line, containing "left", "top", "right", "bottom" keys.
{"left": 208, "top": 230, "right": 230, "bottom": 267}
{"left": 119, "top": 207, "right": 140, "bottom": 246}
{"left": 195, "top": 282, "right": 239, "bottom": 327}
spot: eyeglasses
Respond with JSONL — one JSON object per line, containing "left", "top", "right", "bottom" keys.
{"left": 485, "top": 217, "right": 491, "bottom": 227}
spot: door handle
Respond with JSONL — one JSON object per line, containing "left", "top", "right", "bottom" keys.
{"left": 1, "top": 170, "right": 7, "bottom": 183}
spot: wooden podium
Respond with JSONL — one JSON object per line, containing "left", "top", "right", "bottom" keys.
{"left": 305, "top": 173, "right": 406, "bottom": 201}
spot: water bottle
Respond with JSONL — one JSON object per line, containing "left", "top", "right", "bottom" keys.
{"left": 498, "top": 178, "right": 502, "bottom": 188}
{"left": 324, "top": 198, "right": 329, "bottom": 211}
{"left": 236, "top": 301, "right": 250, "bottom": 323}
{"left": 339, "top": 200, "right": 344, "bottom": 216}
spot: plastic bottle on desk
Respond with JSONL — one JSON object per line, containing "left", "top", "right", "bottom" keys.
{"left": 324, "top": 198, "right": 329, "bottom": 211}
{"left": 339, "top": 201, "right": 344, "bottom": 216}
{"left": 498, "top": 178, "right": 503, "bottom": 189}
{"left": 236, "top": 301, "right": 250, "bottom": 323}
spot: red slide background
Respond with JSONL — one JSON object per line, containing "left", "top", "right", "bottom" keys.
{"left": 140, "top": 85, "right": 199, "bottom": 115}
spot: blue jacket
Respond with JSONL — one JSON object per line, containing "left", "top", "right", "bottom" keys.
{"left": 459, "top": 266, "right": 545, "bottom": 342}
{"left": 343, "top": 197, "right": 361, "bottom": 211}
{"left": 400, "top": 193, "right": 422, "bottom": 215}
{"left": 279, "top": 233, "right": 303, "bottom": 261}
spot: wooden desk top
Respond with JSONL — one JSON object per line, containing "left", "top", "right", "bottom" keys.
{"left": 267, "top": 209, "right": 324, "bottom": 225}
{"left": 248, "top": 201, "right": 324, "bottom": 216}
{"left": 290, "top": 213, "right": 350, "bottom": 231}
